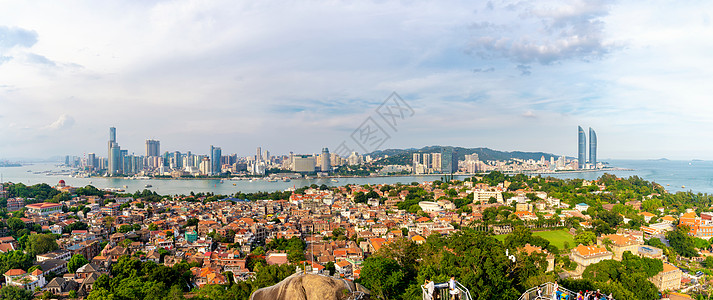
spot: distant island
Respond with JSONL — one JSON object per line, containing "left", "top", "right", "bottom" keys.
{"left": 369, "top": 145, "right": 564, "bottom": 164}
{"left": 0, "top": 161, "right": 21, "bottom": 167}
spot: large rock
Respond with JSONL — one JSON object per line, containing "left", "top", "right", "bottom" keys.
{"left": 250, "top": 273, "right": 371, "bottom": 300}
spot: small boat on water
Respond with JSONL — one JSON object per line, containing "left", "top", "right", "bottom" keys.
{"left": 145, "top": 184, "right": 153, "bottom": 188}
{"left": 331, "top": 179, "right": 339, "bottom": 183}
{"left": 682, "top": 185, "right": 685, "bottom": 188}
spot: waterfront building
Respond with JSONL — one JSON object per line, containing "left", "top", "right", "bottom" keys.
{"left": 578, "top": 126, "right": 586, "bottom": 169}
{"left": 292, "top": 155, "right": 315, "bottom": 172}
{"left": 589, "top": 127, "right": 597, "bottom": 167}
{"left": 107, "top": 127, "right": 122, "bottom": 175}
{"left": 347, "top": 152, "right": 361, "bottom": 165}
{"left": 87, "top": 153, "right": 96, "bottom": 170}
{"left": 199, "top": 158, "right": 211, "bottom": 175}
{"left": 431, "top": 153, "right": 442, "bottom": 172}
{"left": 440, "top": 147, "right": 458, "bottom": 174}
{"left": 172, "top": 151, "right": 183, "bottom": 169}
{"left": 109, "top": 127, "right": 116, "bottom": 143}
{"left": 146, "top": 140, "right": 160, "bottom": 157}
{"left": 423, "top": 153, "right": 431, "bottom": 169}
{"left": 210, "top": 146, "right": 222, "bottom": 175}
{"left": 109, "top": 144, "right": 121, "bottom": 175}
{"left": 320, "top": 148, "right": 331, "bottom": 172}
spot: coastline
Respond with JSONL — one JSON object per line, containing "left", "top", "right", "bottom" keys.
{"left": 4, "top": 160, "right": 713, "bottom": 195}
{"left": 31, "top": 167, "right": 635, "bottom": 181}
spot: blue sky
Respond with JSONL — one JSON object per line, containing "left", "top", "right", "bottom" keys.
{"left": 0, "top": 0, "right": 712, "bottom": 160}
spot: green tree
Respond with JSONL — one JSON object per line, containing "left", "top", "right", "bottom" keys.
{"left": 118, "top": 224, "right": 132, "bottom": 233}
{"left": 0, "top": 251, "right": 34, "bottom": 275}
{"left": 597, "top": 210, "right": 624, "bottom": 228}
{"left": 251, "top": 246, "right": 265, "bottom": 256}
{"left": 574, "top": 231, "right": 597, "bottom": 246}
{"left": 693, "top": 237, "right": 710, "bottom": 250}
{"left": 325, "top": 261, "right": 336, "bottom": 276}
{"left": 27, "top": 234, "right": 59, "bottom": 256}
{"left": 705, "top": 256, "right": 713, "bottom": 268}
{"left": 68, "top": 254, "right": 89, "bottom": 273}
{"left": 359, "top": 256, "right": 406, "bottom": 299}
{"left": 667, "top": 226, "right": 698, "bottom": 257}
{"left": 166, "top": 285, "right": 184, "bottom": 300}
{"left": 251, "top": 263, "right": 295, "bottom": 290}
{"left": 7, "top": 217, "right": 25, "bottom": 232}
{"left": 353, "top": 192, "right": 367, "bottom": 204}
{"left": 0, "top": 285, "right": 33, "bottom": 300}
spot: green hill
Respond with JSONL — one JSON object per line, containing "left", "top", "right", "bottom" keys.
{"left": 370, "top": 146, "right": 562, "bottom": 166}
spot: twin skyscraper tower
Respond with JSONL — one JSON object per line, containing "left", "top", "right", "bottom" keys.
{"left": 578, "top": 126, "right": 597, "bottom": 169}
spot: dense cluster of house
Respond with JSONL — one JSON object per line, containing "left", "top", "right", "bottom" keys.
{"left": 0, "top": 178, "right": 710, "bottom": 297}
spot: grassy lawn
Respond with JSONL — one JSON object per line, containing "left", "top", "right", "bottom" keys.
{"left": 495, "top": 229, "right": 574, "bottom": 249}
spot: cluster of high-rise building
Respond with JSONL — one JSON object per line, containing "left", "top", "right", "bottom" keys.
{"left": 283, "top": 148, "right": 363, "bottom": 173}
{"left": 63, "top": 126, "right": 601, "bottom": 177}
{"left": 65, "top": 127, "right": 373, "bottom": 177}
{"left": 577, "top": 126, "right": 598, "bottom": 169}
{"left": 412, "top": 147, "right": 460, "bottom": 175}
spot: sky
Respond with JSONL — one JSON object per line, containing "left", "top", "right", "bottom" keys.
{"left": 1, "top": 0, "right": 712, "bottom": 160}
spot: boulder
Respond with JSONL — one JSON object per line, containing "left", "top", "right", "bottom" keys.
{"left": 250, "top": 273, "right": 370, "bottom": 300}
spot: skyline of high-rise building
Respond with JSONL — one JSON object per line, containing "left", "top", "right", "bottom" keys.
{"left": 589, "top": 127, "right": 597, "bottom": 167}
{"left": 578, "top": 126, "right": 586, "bottom": 169}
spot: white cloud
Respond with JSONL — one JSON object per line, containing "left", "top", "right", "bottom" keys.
{"left": 0, "top": 1, "right": 711, "bottom": 159}
{"left": 47, "top": 114, "right": 75, "bottom": 130}
{"left": 522, "top": 111, "right": 536, "bottom": 118}
{"left": 467, "top": 0, "right": 619, "bottom": 66}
